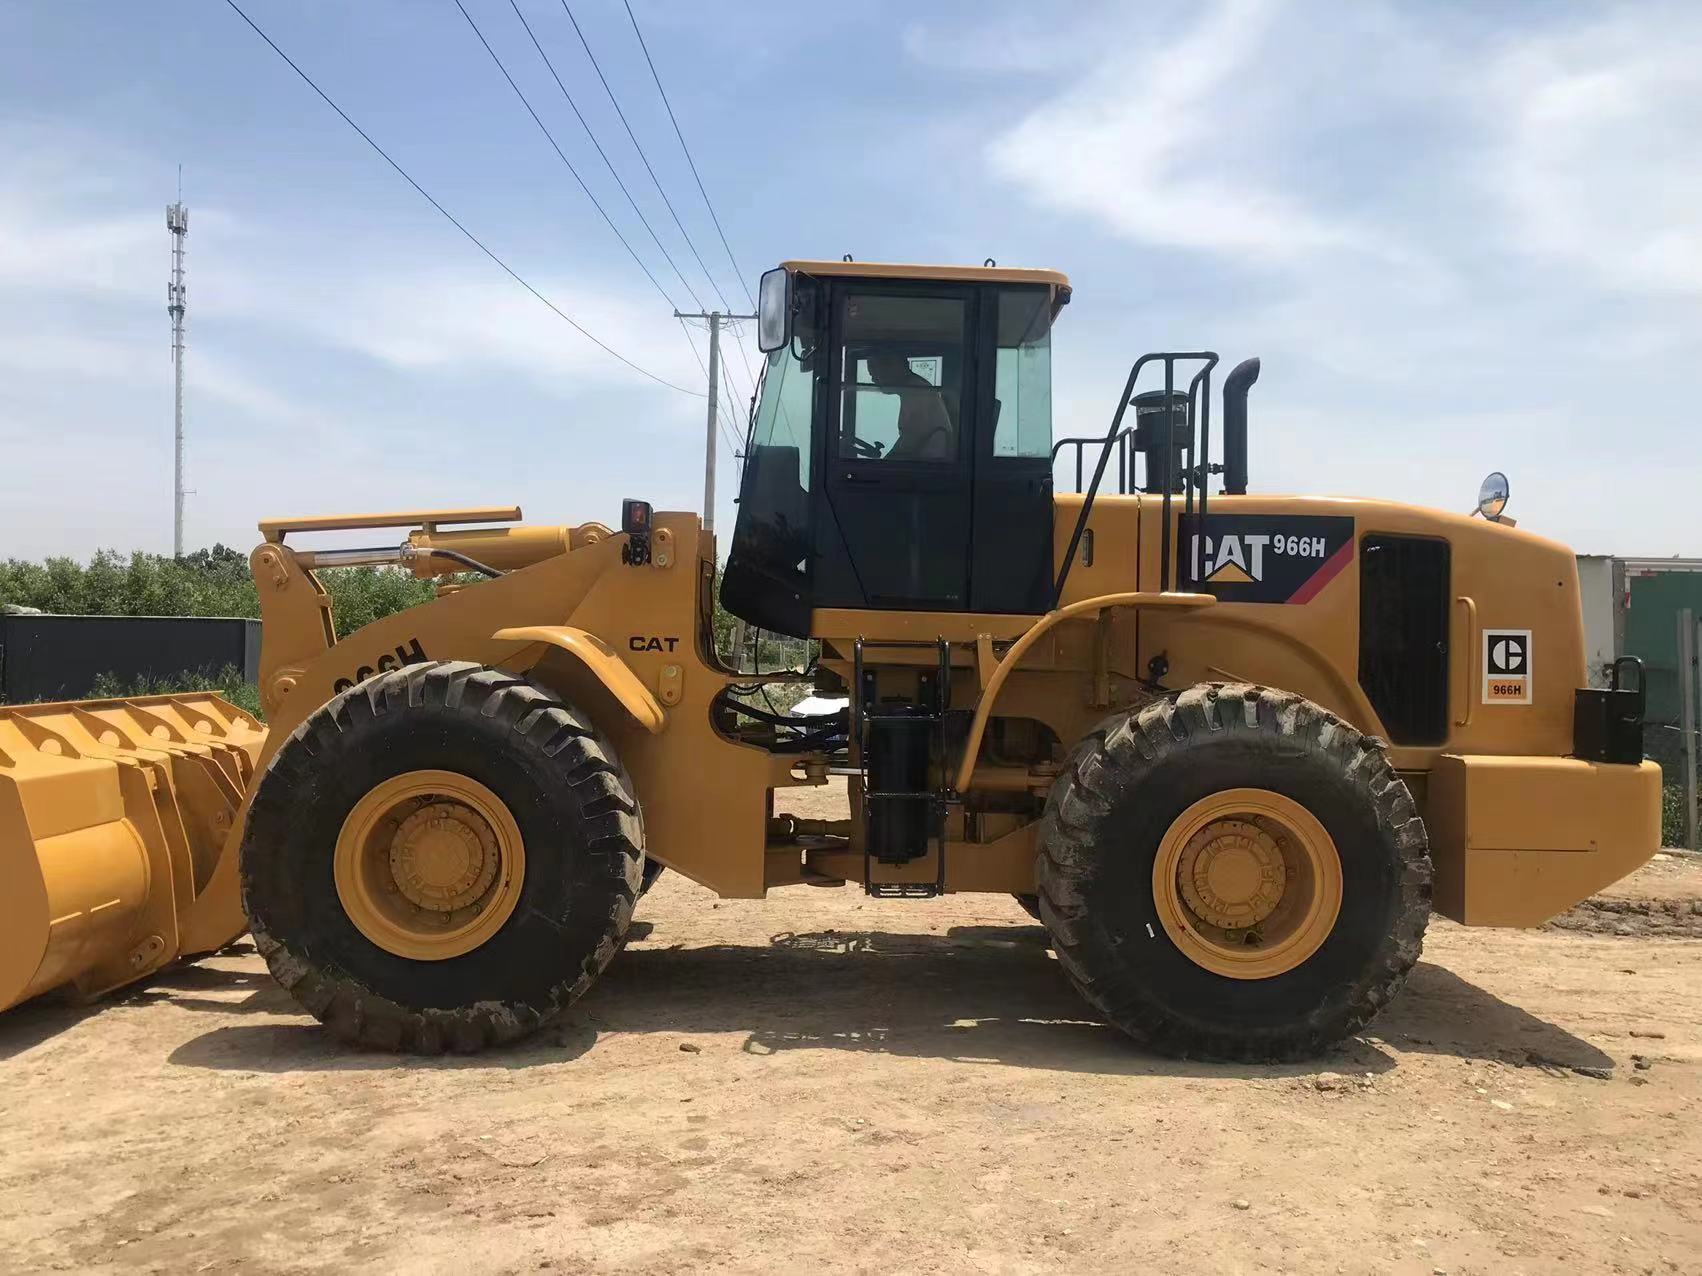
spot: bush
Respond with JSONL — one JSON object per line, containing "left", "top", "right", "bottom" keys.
{"left": 0, "top": 549, "right": 440, "bottom": 711}
{"left": 3, "top": 552, "right": 819, "bottom": 713}
{"left": 1663, "top": 783, "right": 1692, "bottom": 850}
{"left": 0, "top": 546, "right": 437, "bottom": 633}
{"left": 317, "top": 564, "right": 439, "bottom": 634}
{"left": 0, "top": 546, "right": 256, "bottom": 618}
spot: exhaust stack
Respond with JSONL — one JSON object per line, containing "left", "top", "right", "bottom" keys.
{"left": 1222, "top": 357, "right": 1261, "bottom": 496}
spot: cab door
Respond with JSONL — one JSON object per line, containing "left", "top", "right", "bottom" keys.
{"left": 815, "top": 283, "right": 978, "bottom": 611}
{"left": 969, "top": 285, "right": 1056, "bottom": 614}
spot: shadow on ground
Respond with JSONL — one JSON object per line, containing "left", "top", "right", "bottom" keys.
{"left": 153, "top": 921, "right": 1612, "bottom": 1079}
{"left": 0, "top": 942, "right": 297, "bottom": 1062}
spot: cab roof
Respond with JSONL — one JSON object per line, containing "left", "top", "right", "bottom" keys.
{"left": 781, "top": 259, "right": 1070, "bottom": 291}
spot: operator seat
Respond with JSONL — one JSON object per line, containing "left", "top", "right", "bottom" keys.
{"left": 885, "top": 380, "right": 956, "bottom": 461}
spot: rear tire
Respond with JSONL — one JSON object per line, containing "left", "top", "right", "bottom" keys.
{"left": 1038, "top": 683, "right": 1430, "bottom": 1061}
{"left": 241, "top": 661, "right": 643, "bottom": 1053}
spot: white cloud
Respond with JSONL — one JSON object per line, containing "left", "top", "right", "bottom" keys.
{"left": 1485, "top": 10, "right": 1702, "bottom": 297}
{"left": 0, "top": 211, "right": 158, "bottom": 298}
{"left": 984, "top": 0, "right": 1702, "bottom": 306}
{"left": 901, "top": 12, "right": 1087, "bottom": 76}
{"left": 981, "top": 0, "right": 1702, "bottom": 555}
{"left": 0, "top": 118, "right": 711, "bottom": 401}
{"left": 0, "top": 124, "right": 728, "bottom": 559}
{"left": 986, "top": 0, "right": 1394, "bottom": 265}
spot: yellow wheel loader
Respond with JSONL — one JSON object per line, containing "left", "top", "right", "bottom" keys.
{"left": 0, "top": 259, "right": 1661, "bottom": 1059}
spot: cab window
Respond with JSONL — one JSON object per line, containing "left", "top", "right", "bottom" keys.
{"left": 836, "top": 293, "right": 966, "bottom": 463}
{"left": 991, "top": 286, "right": 1053, "bottom": 459}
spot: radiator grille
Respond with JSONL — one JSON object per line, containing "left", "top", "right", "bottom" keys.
{"left": 1359, "top": 535, "right": 1450, "bottom": 745}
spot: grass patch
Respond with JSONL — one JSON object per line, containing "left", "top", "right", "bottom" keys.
{"left": 87, "top": 665, "right": 264, "bottom": 720}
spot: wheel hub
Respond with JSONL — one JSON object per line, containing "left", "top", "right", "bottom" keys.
{"left": 388, "top": 802, "right": 499, "bottom": 913}
{"left": 1150, "top": 788, "right": 1344, "bottom": 980}
{"left": 333, "top": 769, "right": 528, "bottom": 961}
{"left": 1178, "top": 819, "right": 1287, "bottom": 931}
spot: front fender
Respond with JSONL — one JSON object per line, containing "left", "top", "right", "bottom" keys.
{"left": 492, "top": 625, "right": 666, "bottom": 734}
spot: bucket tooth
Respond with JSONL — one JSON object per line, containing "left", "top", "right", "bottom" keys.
{"left": 0, "top": 693, "right": 267, "bottom": 1014}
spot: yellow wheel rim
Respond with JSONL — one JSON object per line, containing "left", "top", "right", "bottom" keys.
{"left": 1151, "top": 787, "right": 1342, "bottom": 980}
{"left": 334, "top": 769, "right": 526, "bottom": 961}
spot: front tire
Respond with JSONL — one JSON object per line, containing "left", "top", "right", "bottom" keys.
{"left": 1037, "top": 684, "right": 1430, "bottom": 1061}
{"left": 241, "top": 661, "right": 643, "bottom": 1053}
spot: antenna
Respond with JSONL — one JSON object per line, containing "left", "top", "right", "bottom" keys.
{"left": 166, "top": 183, "right": 188, "bottom": 557}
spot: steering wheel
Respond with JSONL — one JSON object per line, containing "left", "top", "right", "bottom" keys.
{"left": 851, "top": 437, "right": 886, "bottom": 459}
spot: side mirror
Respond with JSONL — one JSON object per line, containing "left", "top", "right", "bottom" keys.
{"left": 1475, "top": 471, "right": 1510, "bottom": 520}
{"left": 757, "top": 267, "right": 791, "bottom": 353}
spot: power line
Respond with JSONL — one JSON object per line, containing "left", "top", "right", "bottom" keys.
{"left": 678, "top": 309, "right": 758, "bottom": 416}
{"left": 453, "top": 0, "right": 679, "bottom": 312}
{"left": 621, "top": 0, "right": 757, "bottom": 311}
{"left": 675, "top": 317, "right": 740, "bottom": 461}
{"left": 680, "top": 321, "right": 741, "bottom": 460}
{"left": 720, "top": 362, "right": 750, "bottom": 482}
{"left": 561, "top": 0, "right": 737, "bottom": 316}
{"left": 719, "top": 360, "right": 747, "bottom": 444}
{"left": 675, "top": 308, "right": 751, "bottom": 530}
{"left": 719, "top": 312, "right": 760, "bottom": 402}
{"left": 455, "top": 0, "right": 719, "bottom": 400}
{"left": 561, "top": 0, "right": 760, "bottom": 405}
{"left": 506, "top": 0, "right": 706, "bottom": 313}
{"left": 220, "top": 0, "right": 698, "bottom": 397}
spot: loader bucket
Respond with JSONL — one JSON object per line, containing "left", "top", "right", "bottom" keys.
{"left": 0, "top": 693, "right": 267, "bottom": 1014}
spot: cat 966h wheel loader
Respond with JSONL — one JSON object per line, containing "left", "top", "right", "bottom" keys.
{"left": 0, "top": 260, "right": 1661, "bottom": 1059}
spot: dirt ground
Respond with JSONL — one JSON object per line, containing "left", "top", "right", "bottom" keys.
{"left": 2, "top": 785, "right": 1700, "bottom": 1275}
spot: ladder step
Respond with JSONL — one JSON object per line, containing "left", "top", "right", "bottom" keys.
{"left": 854, "top": 634, "right": 953, "bottom": 896}
{"left": 866, "top": 883, "right": 942, "bottom": 900}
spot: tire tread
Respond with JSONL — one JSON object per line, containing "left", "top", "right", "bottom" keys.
{"left": 243, "top": 661, "right": 643, "bottom": 1055}
{"left": 1036, "top": 683, "right": 1431, "bottom": 1062}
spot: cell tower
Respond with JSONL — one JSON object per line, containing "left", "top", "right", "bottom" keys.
{"left": 166, "top": 195, "right": 189, "bottom": 557}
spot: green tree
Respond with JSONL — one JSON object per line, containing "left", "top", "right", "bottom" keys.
{"left": 0, "top": 547, "right": 438, "bottom": 630}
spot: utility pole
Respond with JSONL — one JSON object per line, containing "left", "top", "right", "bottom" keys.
{"left": 674, "top": 310, "right": 754, "bottom": 534}
{"left": 677, "top": 309, "right": 754, "bottom": 669}
{"left": 166, "top": 185, "right": 189, "bottom": 558}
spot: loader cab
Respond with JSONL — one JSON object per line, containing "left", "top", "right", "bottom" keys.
{"left": 722, "top": 261, "right": 1068, "bottom": 636}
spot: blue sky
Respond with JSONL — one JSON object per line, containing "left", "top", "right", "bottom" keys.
{"left": 2, "top": 0, "right": 1698, "bottom": 560}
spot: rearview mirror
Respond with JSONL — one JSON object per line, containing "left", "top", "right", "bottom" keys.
{"left": 757, "top": 267, "right": 790, "bottom": 353}
{"left": 1476, "top": 471, "right": 1510, "bottom": 520}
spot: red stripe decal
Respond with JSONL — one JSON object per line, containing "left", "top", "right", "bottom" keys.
{"left": 1287, "top": 540, "right": 1354, "bottom": 604}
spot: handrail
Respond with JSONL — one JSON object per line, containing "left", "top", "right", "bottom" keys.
{"left": 1051, "top": 430, "right": 1131, "bottom": 495}
{"left": 1454, "top": 596, "right": 1478, "bottom": 728}
{"left": 950, "top": 590, "right": 1216, "bottom": 793}
{"left": 260, "top": 506, "right": 522, "bottom": 543}
{"left": 1172, "top": 358, "right": 1218, "bottom": 589}
{"left": 1053, "top": 352, "right": 1217, "bottom": 605}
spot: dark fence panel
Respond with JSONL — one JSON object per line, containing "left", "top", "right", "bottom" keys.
{"left": 0, "top": 615, "right": 261, "bottom": 702}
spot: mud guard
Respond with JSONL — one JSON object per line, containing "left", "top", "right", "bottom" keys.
{"left": 492, "top": 625, "right": 667, "bottom": 735}
{"left": 950, "top": 591, "right": 1215, "bottom": 793}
